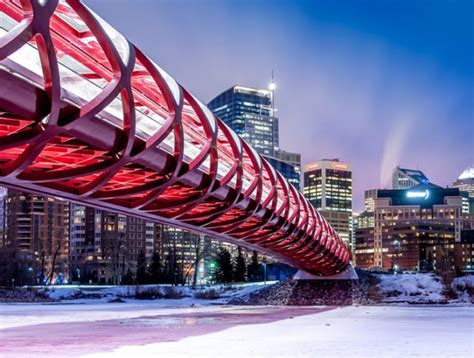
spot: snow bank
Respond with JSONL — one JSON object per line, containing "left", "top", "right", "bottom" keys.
{"left": 451, "top": 275, "right": 474, "bottom": 303}
{"left": 38, "top": 282, "right": 276, "bottom": 303}
{"left": 376, "top": 273, "right": 445, "bottom": 303}
{"left": 452, "top": 275, "right": 474, "bottom": 289}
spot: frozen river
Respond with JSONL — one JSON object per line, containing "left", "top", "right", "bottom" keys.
{"left": 0, "top": 302, "right": 472, "bottom": 357}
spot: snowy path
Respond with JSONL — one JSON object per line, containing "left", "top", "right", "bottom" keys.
{"left": 0, "top": 302, "right": 472, "bottom": 357}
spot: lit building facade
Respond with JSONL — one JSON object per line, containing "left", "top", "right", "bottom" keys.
{"left": 265, "top": 154, "right": 301, "bottom": 190}
{"left": 355, "top": 184, "right": 467, "bottom": 271}
{"left": 275, "top": 150, "right": 302, "bottom": 190}
{"left": 453, "top": 167, "right": 474, "bottom": 214}
{"left": 277, "top": 150, "right": 301, "bottom": 169}
{"left": 4, "top": 190, "right": 70, "bottom": 284}
{"left": 160, "top": 226, "right": 202, "bottom": 284}
{"left": 209, "top": 86, "right": 301, "bottom": 191}
{"left": 69, "top": 205, "right": 160, "bottom": 284}
{"left": 208, "top": 85, "right": 279, "bottom": 157}
{"left": 303, "top": 159, "right": 352, "bottom": 245}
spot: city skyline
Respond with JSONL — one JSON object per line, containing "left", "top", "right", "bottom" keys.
{"left": 0, "top": 2, "right": 473, "bottom": 356}
{"left": 84, "top": 0, "right": 473, "bottom": 211}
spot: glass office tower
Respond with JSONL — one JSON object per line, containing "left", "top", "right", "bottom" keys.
{"left": 208, "top": 85, "right": 279, "bottom": 157}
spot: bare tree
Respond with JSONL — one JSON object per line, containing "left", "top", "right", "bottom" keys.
{"left": 47, "top": 242, "right": 60, "bottom": 285}
{"left": 101, "top": 230, "right": 124, "bottom": 285}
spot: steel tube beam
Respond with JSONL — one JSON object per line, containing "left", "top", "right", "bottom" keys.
{"left": 0, "top": 0, "right": 351, "bottom": 275}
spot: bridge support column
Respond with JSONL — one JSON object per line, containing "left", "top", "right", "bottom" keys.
{"left": 282, "top": 265, "right": 358, "bottom": 305}
{"left": 293, "top": 265, "right": 358, "bottom": 280}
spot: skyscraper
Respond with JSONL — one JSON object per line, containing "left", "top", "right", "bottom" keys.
{"left": 208, "top": 85, "right": 279, "bottom": 157}
{"left": 303, "top": 159, "right": 352, "bottom": 245}
{"left": 392, "top": 166, "right": 431, "bottom": 189}
{"left": 453, "top": 167, "right": 474, "bottom": 214}
{"left": 208, "top": 85, "right": 303, "bottom": 190}
{"left": 265, "top": 153, "right": 301, "bottom": 190}
{"left": 277, "top": 150, "right": 301, "bottom": 171}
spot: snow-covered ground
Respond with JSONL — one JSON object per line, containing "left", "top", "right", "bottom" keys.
{"left": 38, "top": 281, "right": 277, "bottom": 302}
{"left": 376, "top": 273, "right": 446, "bottom": 303}
{"left": 12, "top": 273, "right": 472, "bottom": 305}
{"left": 0, "top": 303, "right": 472, "bottom": 357}
{"left": 85, "top": 306, "right": 473, "bottom": 358}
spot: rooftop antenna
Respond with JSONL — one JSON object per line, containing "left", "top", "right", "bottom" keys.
{"left": 268, "top": 70, "right": 276, "bottom": 117}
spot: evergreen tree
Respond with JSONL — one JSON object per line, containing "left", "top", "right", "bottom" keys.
{"left": 136, "top": 250, "right": 148, "bottom": 284}
{"left": 147, "top": 251, "right": 163, "bottom": 283}
{"left": 234, "top": 246, "right": 247, "bottom": 282}
{"left": 247, "top": 251, "right": 261, "bottom": 282}
{"left": 215, "top": 248, "right": 234, "bottom": 283}
{"left": 122, "top": 268, "right": 134, "bottom": 285}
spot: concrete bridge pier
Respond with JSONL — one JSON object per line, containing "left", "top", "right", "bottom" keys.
{"left": 286, "top": 265, "right": 359, "bottom": 305}
{"left": 293, "top": 265, "right": 358, "bottom": 280}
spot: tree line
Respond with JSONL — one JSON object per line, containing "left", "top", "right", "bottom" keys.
{"left": 116, "top": 246, "right": 269, "bottom": 286}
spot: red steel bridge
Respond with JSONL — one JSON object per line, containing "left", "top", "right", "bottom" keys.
{"left": 0, "top": 0, "right": 351, "bottom": 275}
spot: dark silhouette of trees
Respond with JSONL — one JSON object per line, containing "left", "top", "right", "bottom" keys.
{"left": 122, "top": 268, "right": 134, "bottom": 285}
{"left": 136, "top": 249, "right": 148, "bottom": 284}
{"left": 215, "top": 248, "right": 234, "bottom": 283}
{"left": 147, "top": 251, "right": 164, "bottom": 283}
{"left": 234, "top": 246, "right": 247, "bottom": 282}
{"left": 247, "top": 251, "right": 262, "bottom": 282}
{"left": 101, "top": 230, "right": 125, "bottom": 285}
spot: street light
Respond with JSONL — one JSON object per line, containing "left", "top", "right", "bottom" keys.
{"left": 262, "top": 262, "right": 267, "bottom": 285}
{"left": 28, "top": 267, "right": 33, "bottom": 286}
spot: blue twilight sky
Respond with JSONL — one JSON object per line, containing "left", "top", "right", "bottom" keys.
{"left": 84, "top": 0, "right": 473, "bottom": 211}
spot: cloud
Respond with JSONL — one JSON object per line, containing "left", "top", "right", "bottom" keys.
{"left": 379, "top": 117, "right": 412, "bottom": 188}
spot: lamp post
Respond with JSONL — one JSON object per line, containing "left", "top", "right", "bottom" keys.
{"left": 28, "top": 267, "right": 33, "bottom": 286}
{"left": 262, "top": 262, "right": 267, "bottom": 285}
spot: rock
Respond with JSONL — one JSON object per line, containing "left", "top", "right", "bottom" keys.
{"left": 227, "top": 271, "right": 382, "bottom": 306}
{"left": 0, "top": 288, "right": 55, "bottom": 303}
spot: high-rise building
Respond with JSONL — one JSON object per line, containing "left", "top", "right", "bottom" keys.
{"left": 303, "top": 159, "right": 352, "bottom": 245}
{"left": 392, "top": 166, "right": 431, "bottom": 189}
{"left": 265, "top": 154, "right": 301, "bottom": 190}
{"left": 159, "top": 226, "right": 242, "bottom": 285}
{"left": 277, "top": 150, "right": 301, "bottom": 169}
{"left": 161, "top": 226, "right": 197, "bottom": 278}
{"left": 453, "top": 167, "right": 474, "bottom": 214}
{"left": 274, "top": 150, "right": 302, "bottom": 190}
{"left": 363, "top": 189, "right": 378, "bottom": 213}
{"left": 208, "top": 85, "right": 302, "bottom": 191}
{"left": 355, "top": 184, "right": 467, "bottom": 271}
{"left": 70, "top": 205, "right": 104, "bottom": 283}
{"left": 208, "top": 85, "right": 279, "bottom": 157}
{"left": 69, "top": 205, "right": 161, "bottom": 284}
{"left": 304, "top": 159, "right": 352, "bottom": 211}
{"left": 4, "top": 190, "right": 70, "bottom": 284}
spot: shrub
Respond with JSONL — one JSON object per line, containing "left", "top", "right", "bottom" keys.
{"left": 385, "top": 289, "right": 402, "bottom": 297}
{"left": 134, "top": 286, "right": 163, "bottom": 300}
{"left": 162, "top": 286, "right": 185, "bottom": 299}
{"left": 194, "top": 288, "right": 221, "bottom": 299}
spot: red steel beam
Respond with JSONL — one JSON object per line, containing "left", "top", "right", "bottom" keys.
{"left": 0, "top": 0, "right": 351, "bottom": 275}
